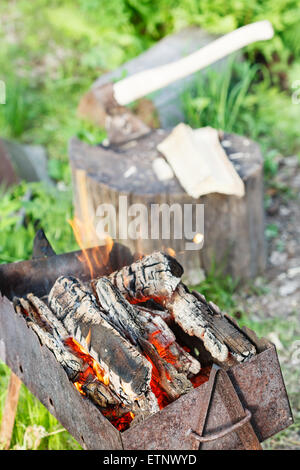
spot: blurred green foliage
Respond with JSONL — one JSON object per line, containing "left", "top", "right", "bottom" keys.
{"left": 79, "top": 0, "right": 300, "bottom": 68}
{"left": 182, "top": 58, "right": 300, "bottom": 156}
{"left": 0, "top": 182, "right": 77, "bottom": 263}
{"left": 194, "top": 262, "right": 239, "bottom": 312}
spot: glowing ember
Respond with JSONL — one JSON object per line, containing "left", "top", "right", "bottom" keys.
{"left": 145, "top": 353, "right": 171, "bottom": 410}
{"left": 148, "top": 331, "right": 176, "bottom": 365}
{"left": 146, "top": 332, "right": 211, "bottom": 406}
{"left": 67, "top": 324, "right": 209, "bottom": 430}
{"left": 65, "top": 337, "right": 109, "bottom": 391}
{"left": 190, "top": 366, "right": 211, "bottom": 388}
{"left": 129, "top": 295, "right": 168, "bottom": 307}
{"left": 102, "top": 409, "right": 135, "bottom": 432}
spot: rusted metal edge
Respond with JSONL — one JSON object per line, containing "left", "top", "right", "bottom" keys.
{"left": 0, "top": 293, "right": 123, "bottom": 450}
{"left": 0, "top": 239, "right": 293, "bottom": 449}
{"left": 187, "top": 367, "right": 262, "bottom": 450}
{"left": 0, "top": 231, "right": 50, "bottom": 450}
{"left": 32, "top": 229, "right": 56, "bottom": 259}
{"left": 0, "top": 242, "right": 133, "bottom": 300}
{"left": 186, "top": 364, "right": 220, "bottom": 450}
{"left": 228, "top": 343, "right": 294, "bottom": 442}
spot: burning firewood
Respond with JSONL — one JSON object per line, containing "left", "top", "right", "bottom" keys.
{"left": 136, "top": 308, "right": 201, "bottom": 377}
{"left": 21, "top": 293, "right": 70, "bottom": 342}
{"left": 137, "top": 303, "right": 173, "bottom": 324}
{"left": 79, "top": 380, "right": 124, "bottom": 410}
{"left": 12, "top": 247, "right": 256, "bottom": 432}
{"left": 103, "top": 253, "right": 256, "bottom": 363}
{"left": 48, "top": 276, "right": 159, "bottom": 417}
{"left": 14, "top": 296, "right": 82, "bottom": 382}
{"left": 104, "top": 251, "right": 184, "bottom": 303}
{"left": 95, "top": 277, "right": 193, "bottom": 401}
{"left": 14, "top": 296, "right": 121, "bottom": 409}
{"left": 166, "top": 286, "right": 256, "bottom": 363}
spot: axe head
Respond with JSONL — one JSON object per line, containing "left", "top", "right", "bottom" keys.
{"left": 78, "top": 82, "right": 151, "bottom": 146}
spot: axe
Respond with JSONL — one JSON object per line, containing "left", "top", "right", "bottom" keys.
{"left": 78, "top": 21, "right": 274, "bottom": 146}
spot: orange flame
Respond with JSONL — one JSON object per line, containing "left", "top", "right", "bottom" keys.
{"left": 71, "top": 168, "right": 115, "bottom": 277}
{"left": 69, "top": 217, "right": 95, "bottom": 279}
{"left": 68, "top": 217, "right": 114, "bottom": 280}
{"left": 65, "top": 337, "right": 109, "bottom": 392}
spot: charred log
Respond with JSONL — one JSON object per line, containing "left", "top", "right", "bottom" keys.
{"left": 138, "top": 336, "right": 192, "bottom": 401}
{"left": 95, "top": 277, "right": 146, "bottom": 346}
{"left": 101, "top": 251, "right": 183, "bottom": 303}
{"left": 81, "top": 379, "right": 122, "bottom": 409}
{"left": 105, "top": 255, "right": 256, "bottom": 363}
{"left": 137, "top": 303, "right": 173, "bottom": 324}
{"left": 14, "top": 296, "right": 120, "bottom": 409}
{"left": 165, "top": 285, "right": 256, "bottom": 363}
{"left": 14, "top": 297, "right": 82, "bottom": 382}
{"left": 136, "top": 308, "right": 200, "bottom": 377}
{"left": 24, "top": 293, "right": 69, "bottom": 340}
{"left": 48, "top": 276, "right": 158, "bottom": 416}
{"left": 96, "top": 277, "right": 193, "bottom": 400}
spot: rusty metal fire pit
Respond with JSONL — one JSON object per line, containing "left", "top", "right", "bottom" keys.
{"left": 0, "top": 236, "right": 293, "bottom": 450}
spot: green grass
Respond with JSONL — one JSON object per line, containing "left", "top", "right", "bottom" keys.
{"left": 0, "top": 182, "right": 77, "bottom": 264}
{"left": 183, "top": 58, "right": 260, "bottom": 135}
{"left": 193, "top": 262, "right": 239, "bottom": 313}
{"left": 0, "top": 364, "right": 81, "bottom": 450}
{"left": 182, "top": 58, "right": 300, "bottom": 160}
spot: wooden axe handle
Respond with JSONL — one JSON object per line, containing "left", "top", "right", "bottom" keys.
{"left": 114, "top": 20, "right": 273, "bottom": 106}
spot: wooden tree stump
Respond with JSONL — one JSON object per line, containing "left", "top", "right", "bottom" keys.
{"left": 74, "top": 28, "right": 265, "bottom": 283}
{"left": 69, "top": 130, "right": 266, "bottom": 283}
